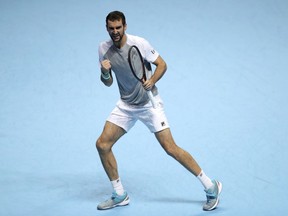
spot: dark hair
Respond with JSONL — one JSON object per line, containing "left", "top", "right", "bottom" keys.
{"left": 106, "top": 11, "right": 126, "bottom": 26}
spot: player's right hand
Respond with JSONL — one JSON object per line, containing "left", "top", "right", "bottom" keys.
{"left": 101, "top": 59, "right": 111, "bottom": 73}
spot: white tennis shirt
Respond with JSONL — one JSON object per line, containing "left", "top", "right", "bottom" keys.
{"left": 98, "top": 34, "right": 159, "bottom": 106}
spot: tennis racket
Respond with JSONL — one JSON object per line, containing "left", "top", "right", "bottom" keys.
{"left": 128, "top": 45, "right": 158, "bottom": 108}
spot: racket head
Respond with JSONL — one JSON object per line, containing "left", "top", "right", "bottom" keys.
{"left": 128, "top": 45, "right": 146, "bottom": 83}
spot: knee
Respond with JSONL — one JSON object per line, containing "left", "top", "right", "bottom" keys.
{"left": 96, "top": 137, "right": 111, "bottom": 154}
{"left": 163, "top": 142, "right": 178, "bottom": 157}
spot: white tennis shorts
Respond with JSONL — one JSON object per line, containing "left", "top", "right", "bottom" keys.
{"left": 107, "top": 95, "right": 169, "bottom": 133}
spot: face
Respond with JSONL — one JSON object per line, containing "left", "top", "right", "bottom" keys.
{"left": 106, "top": 19, "right": 127, "bottom": 45}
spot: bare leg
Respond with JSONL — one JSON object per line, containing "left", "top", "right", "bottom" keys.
{"left": 155, "top": 128, "right": 201, "bottom": 176}
{"left": 96, "top": 121, "right": 126, "bottom": 181}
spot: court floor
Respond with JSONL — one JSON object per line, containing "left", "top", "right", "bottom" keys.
{"left": 1, "top": 0, "right": 288, "bottom": 215}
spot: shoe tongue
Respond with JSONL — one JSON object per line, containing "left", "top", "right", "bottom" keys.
{"left": 205, "top": 186, "right": 215, "bottom": 195}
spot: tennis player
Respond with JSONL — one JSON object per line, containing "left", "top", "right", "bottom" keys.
{"left": 96, "top": 11, "right": 222, "bottom": 211}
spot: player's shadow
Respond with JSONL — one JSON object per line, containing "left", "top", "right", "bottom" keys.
{"left": 148, "top": 197, "right": 203, "bottom": 205}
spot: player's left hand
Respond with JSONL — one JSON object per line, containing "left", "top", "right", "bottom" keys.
{"left": 143, "top": 79, "right": 154, "bottom": 91}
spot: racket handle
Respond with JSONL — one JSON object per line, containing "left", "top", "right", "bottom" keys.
{"left": 147, "top": 90, "right": 158, "bottom": 109}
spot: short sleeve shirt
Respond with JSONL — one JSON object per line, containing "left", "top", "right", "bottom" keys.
{"left": 98, "top": 34, "right": 159, "bottom": 106}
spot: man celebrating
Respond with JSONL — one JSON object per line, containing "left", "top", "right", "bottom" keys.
{"left": 96, "top": 11, "right": 222, "bottom": 211}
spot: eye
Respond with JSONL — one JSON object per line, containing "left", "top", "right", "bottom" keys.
{"left": 108, "top": 26, "right": 122, "bottom": 31}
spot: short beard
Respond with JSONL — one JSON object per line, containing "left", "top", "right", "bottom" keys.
{"left": 110, "top": 33, "right": 123, "bottom": 47}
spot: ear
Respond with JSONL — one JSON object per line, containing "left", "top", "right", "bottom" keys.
{"left": 124, "top": 24, "right": 127, "bottom": 31}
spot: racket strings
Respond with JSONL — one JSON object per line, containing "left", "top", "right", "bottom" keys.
{"left": 129, "top": 48, "right": 145, "bottom": 81}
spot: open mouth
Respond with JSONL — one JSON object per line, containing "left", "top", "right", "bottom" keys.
{"left": 112, "top": 33, "right": 120, "bottom": 41}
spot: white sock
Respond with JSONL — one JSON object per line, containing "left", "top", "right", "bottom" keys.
{"left": 197, "top": 170, "right": 214, "bottom": 190}
{"left": 111, "top": 178, "right": 125, "bottom": 196}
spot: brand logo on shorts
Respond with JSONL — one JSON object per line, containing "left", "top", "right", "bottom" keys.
{"left": 161, "top": 121, "right": 166, "bottom": 127}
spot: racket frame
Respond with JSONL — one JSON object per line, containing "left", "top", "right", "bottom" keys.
{"left": 128, "top": 45, "right": 158, "bottom": 108}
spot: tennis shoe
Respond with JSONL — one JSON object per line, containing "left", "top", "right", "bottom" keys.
{"left": 97, "top": 191, "right": 130, "bottom": 210}
{"left": 203, "top": 180, "right": 222, "bottom": 211}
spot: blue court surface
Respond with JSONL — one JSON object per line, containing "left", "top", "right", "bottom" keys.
{"left": 1, "top": 0, "right": 288, "bottom": 215}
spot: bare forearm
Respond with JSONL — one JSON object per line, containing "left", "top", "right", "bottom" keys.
{"left": 143, "top": 55, "right": 167, "bottom": 90}
{"left": 151, "top": 61, "right": 167, "bottom": 84}
{"left": 100, "top": 59, "right": 113, "bottom": 86}
{"left": 150, "top": 55, "right": 167, "bottom": 85}
{"left": 101, "top": 68, "right": 113, "bottom": 86}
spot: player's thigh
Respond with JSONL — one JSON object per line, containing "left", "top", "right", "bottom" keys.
{"left": 98, "top": 121, "right": 126, "bottom": 147}
{"left": 155, "top": 129, "right": 182, "bottom": 157}
{"left": 154, "top": 128, "right": 176, "bottom": 149}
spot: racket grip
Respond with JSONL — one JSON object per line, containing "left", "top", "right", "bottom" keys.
{"left": 147, "top": 90, "right": 158, "bottom": 109}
